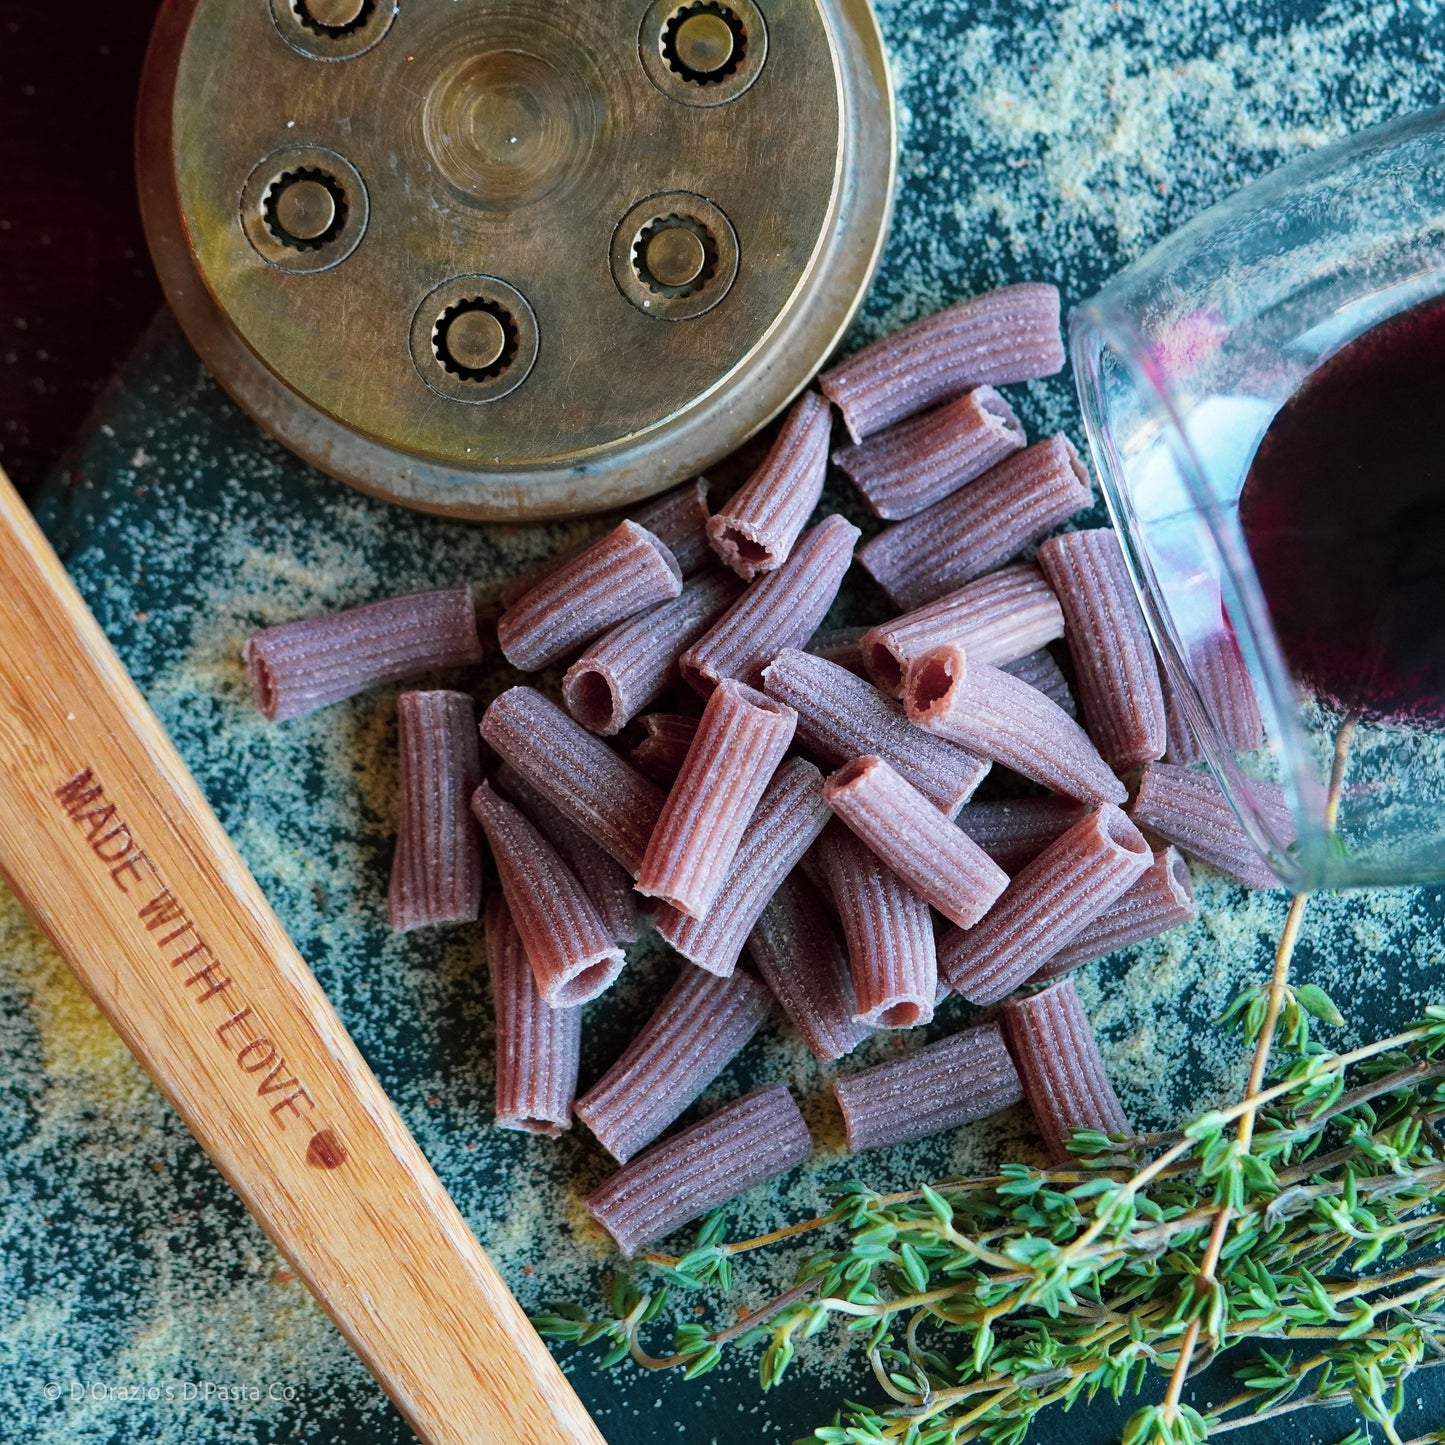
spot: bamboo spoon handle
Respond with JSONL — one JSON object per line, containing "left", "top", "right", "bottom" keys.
{"left": 0, "top": 467, "right": 605, "bottom": 1445}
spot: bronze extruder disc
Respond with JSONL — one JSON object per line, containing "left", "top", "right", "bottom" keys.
{"left": 136, "top": 0, "right": 895, "bottom": 520}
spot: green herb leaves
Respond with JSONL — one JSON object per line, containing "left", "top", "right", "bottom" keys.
{"left": 536, "top": 984, "right": 1445, "bottom": 1445}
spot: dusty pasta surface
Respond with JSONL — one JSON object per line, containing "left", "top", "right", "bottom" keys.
{"left": 9, "top": 3, "right": 1445, "bottom": 1442}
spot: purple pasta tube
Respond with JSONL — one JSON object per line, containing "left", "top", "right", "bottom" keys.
{"left": 939, "top": 805, "right": 1152, "bottom": 1005}
{"left": 485, "top": 894, "right": 582, "bottom": 1136}
{"left": 679, "top": 514, "right": 860, "bottom": 694}
{"left": 860, "top": 564, "right": 1064, "bottom": 697}
{"left": 858, "top": 435, "right": 1094, "bottom": 610}
{"left": 636, "top": 680, "right": 796, "bottom": 919}
{"left": 834, "top": 1025, "right": 1023, "bottom": 1152}
{"left": 497, "top": 520, "right": 682, "bottom": 671}
{"left": 585, "top": 1085, "right": 812, "bottom": 1257}
{"left": 834, "top": 386, "right": 1026, "bottom": 520}
{"left": 562, "top": 568, "right": 741, "bottom": 735}
{"left": 574, "top": 967, "right": 773, "bottom": 1163}
{"left": 246, "top": 587, "right": 482, "bottom": 722}
{"left": 823, "top": 755, "right": 1009, "bottom": 928}
{"left": 815, "top": 823, "right": 937, "bottom": 1029}
{"left": 1032, "top": 847, "right": 1197, "bottom": 981}
{"left": 480, "top": 687, "right": 666, "bottom": 876}
{"left": 955, "top": 797, "right": 1090, "bottom": 874}
{"left": 495, "top": 478, "right": 712, "bottom": 612}
{"left": 470, "top": 780, "right": 626, "bottom": 1006}
{"left": 1190, "top": 624, "right": 1265, "bottom": 752}
{"left": 627, "top": 712, "right": 700, "bottom": 786}
{"left": 655, "top": 758, "right": 830, "bottom": 976}
{"left": 818, "top": 283, "right": 1064, "bottom": 442}
{"left": 1036, "top": 528, "right": 1167, "bottom": 774}
{"left": 707, "top": 392, "right": 831, "bottom": 579}
{"left": 747, "top": 872, "right": 871, "bottom": 1062}
{"left": 631, "top": 476, "right": 716, "bottom": 577}
{"left": 493, "top": 763, "right": 640, "bottom": 944}
{"left": 499, "top": 552, "right": 571, "bottom": 612}
{"left": 762, "top": 647, "right": 989, "bottom": 816}
{"left": 388, "top": 690, "right": 484, "bottom": 933}
{"left": 806, "top": 626, "right": 871, "bottom": 676}
{"left": 904, "top": 644, "right": 1126, "bottom": 805}
{"left": 1130, "top": 761, "right": 1288, "bottom": 890}
{"left": 1161, "top": 665, "right": 1205, "bottom": 766}
{"left": 491, "top": 476, "right": 751, "bottom": 606}
{"left": 1001, "top": 647, "right": 1078, "bottom": 718}
{"left": 1001, "top": 979, "right": 1131, "bottom": 1163}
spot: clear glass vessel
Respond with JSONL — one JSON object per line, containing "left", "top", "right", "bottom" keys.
{"left": 1072, "top": 108, "right": 1445, "bottom": 890}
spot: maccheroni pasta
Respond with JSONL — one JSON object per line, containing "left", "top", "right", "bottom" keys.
{"left": 497, "top": 520, "right": 682, "bottom": 671}
{"left": 636, "top": 679, "right": 797, "bottom": 919}
{"left": 1032, "top": 847, "right": 1197, "bottom": 982}
{"left": 858, "top": 434, "right": 1093, "bottom": 609}
{"left": 562, "top": 568, "right": 739, "bottom": 736}
{"left": 939, "top": 805, "right": 1152, "bottom": 1005}
{"left": 626, "top": 712, "right": 699, "bottom": 785}
{"left": 679, "top": 514, "right": 859, "bottom": 693}
{"left": 485, "top": 894, "right": 582, "bottom": 1137}
{"left": 1130, "top": 760, "right": 1290, "bottom": 890}
{"left": 655, "top": 757, "right": 830, "bottom": 976}
{"left": 804, "top": 625, "right": 872, "bottom": 675}
{"left": 860, "top": 563, "right": 1064, "bottom": 697}
{"left": 387, "top": 691, "right": 484, "bottom": 934}
{"left": 763, "top": 647, "right": 989, "bottom": 815}
{"left": 495, "top": 477, "right": 714, "bottom": 611}
{"left": 1037, "top": 528, "right": 1168, "bottom": 773}
{"left": 629, "top": 475, "right": 717, "bottom": 577}
{"left": 904, "top": 643, "right": 1126, "bottom": 806}
{"left": 1002, "top": 646, "right": 1078, "bottom": 717}
{"left": 1001, "top": 979, "right": 1132, "bottom": 1164}
{"left": 246, "top": 587, "right": 482, "bottom": 722}
{"left": 954, "top": 797, "right": 1090, "bottom": 874}
{"left": 815, "top": 821, "right": 938, "bottom": 1030}
{"left": 493, "top": 764, "right": 640, "bottom": 945}
{"left": 746, "top": 872, "right": 871, "bottom": 1063}
{"left": 244, "top": 280, "right": 1276, "bottom": 1256}
{"left": 471, "top": 780, "right": 626, "bottom": 1007}
{"left": 833, "top": 385, "right": 1026, "bottom": 520}
{"left": 480, "top": 687, "right": 665, "bottom": 876}
{"left": 706, "top": 391, "right": 832, "bottom": 579}
{"left": 818, "top": 282, "right": 1064, "bottom": 441}
{"left": 834, "top": 1024, "right": 1023, "bottom": 1152}
{"left": 575, "top": 966, "right": 772, "bottom": 1163}
{"left": 822, "top": 755, "right": 1008, "bottom": 929}
{"left": 585, "top": 1085, "right": 813, "bottom": 1257}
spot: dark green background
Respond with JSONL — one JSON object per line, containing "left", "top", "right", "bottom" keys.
{"left": 4, "top": 2, "right": 1445, "bottom": 1442}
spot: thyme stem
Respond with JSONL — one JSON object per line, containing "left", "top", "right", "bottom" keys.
{"left": 1162, "top": 889, "right": 1312, "bottom": 1414}
{"left": 1160, "top": 718, "right": 1353, "bottom": 1433}
{"left": 542, "top": 716, "right": 1445, "bottom": 1445}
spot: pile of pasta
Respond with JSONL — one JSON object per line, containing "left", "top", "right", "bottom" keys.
{"left": 245, "top": 284, "right": 1280, "bottom": 1259}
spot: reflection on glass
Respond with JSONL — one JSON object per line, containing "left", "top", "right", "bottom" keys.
{"left": 1072, "top": 108, "right": 1445, "bottom": 888}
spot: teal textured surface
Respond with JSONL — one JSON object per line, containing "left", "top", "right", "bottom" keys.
{"left": 6, "top": 3, "right": 1445, "bottom": 1443}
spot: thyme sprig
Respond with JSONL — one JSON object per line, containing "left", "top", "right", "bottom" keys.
{"left": 537, "top": 992, "right": 1445, "bottom": 1445}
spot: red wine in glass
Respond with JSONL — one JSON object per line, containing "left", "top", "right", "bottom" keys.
{"left": 1238, "top": 292, "right": 1445, "bottom": 725}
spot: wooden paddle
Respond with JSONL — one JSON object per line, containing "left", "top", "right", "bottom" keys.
{"left": 0, "top": 466, "right": 606, "bottom": 1445}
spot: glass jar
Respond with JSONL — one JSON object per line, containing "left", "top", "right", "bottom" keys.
{"left": 1072, "top": 107, "right": 1445, "bottom": 889}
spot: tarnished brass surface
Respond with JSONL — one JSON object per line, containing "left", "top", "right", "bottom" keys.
{"left": 610, "top": 191, "right": 739, "bottom": 321}
{"left": 301, "top": 0, "right": 369, "bottom": 30}
{"left": 272, "top": 178, "right": 338, "bottom": 243}
{"left": 645, "top": 226, "right": 708, "bottom": 288}
{"left": 137, "top": 0, "right": 894, "bottom": 519}
{"left": 445, "top": 309, "right": 508, "bottom": 373}
{"left": 673, "top": 12, "right": 737, "bottom": 75}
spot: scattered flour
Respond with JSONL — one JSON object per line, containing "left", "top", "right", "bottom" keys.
{"left": 4, "top": 2, "right": 1445, "bottom": 1442}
